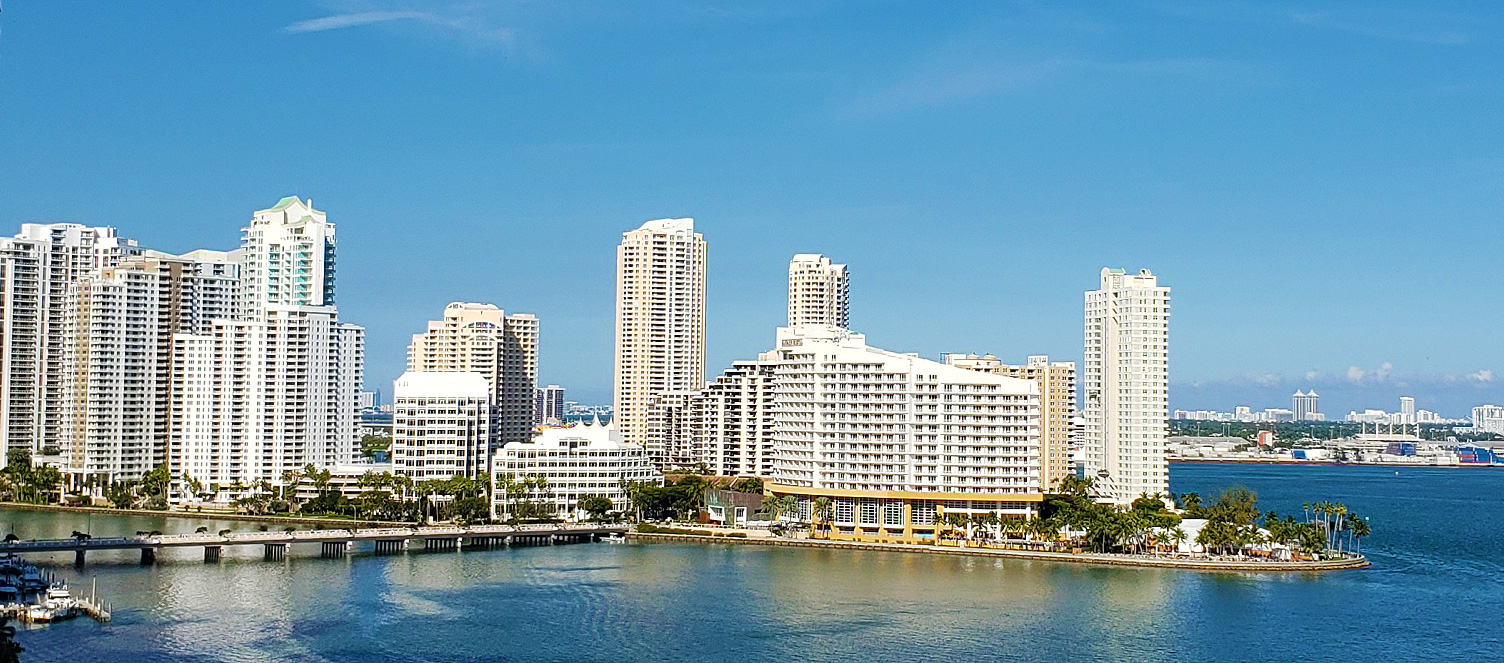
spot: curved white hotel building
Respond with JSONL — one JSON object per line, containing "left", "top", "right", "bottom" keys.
{"left": 764, "top": 325, "right": 1042, "bottom": 542}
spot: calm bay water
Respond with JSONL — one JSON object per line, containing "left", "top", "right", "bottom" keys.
{"left": 3, "top": 463, "right": 1501, "bottom": 662}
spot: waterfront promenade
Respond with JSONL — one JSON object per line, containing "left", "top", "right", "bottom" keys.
{"left": 627, "top": 531, "right": 1370, "bottom": 571}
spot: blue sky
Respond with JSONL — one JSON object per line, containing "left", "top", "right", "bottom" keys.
{"left": 2, "top": 1, "right": 1502, "bottom": 416}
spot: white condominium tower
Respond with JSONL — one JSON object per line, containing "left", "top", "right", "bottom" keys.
{"left": 1292, "top": 390, "right": 1320, "bottom": 422}
{"left": 239, "top": 196, "right": 337, "bottom": 317}
{"left": 407, "top": 302, "right": 538, "bottom": 446}
{"left": 62, "top": 251, "right": 239, "bottom": 484}
{"left": 169, "top": 197, "right": 364, "bottom": 497}
{"left": 693, "top": 360, "right": 778, "bottom": 478}
{"left": 788, "top": 254, "right": 848, "bottom": 328}
{"left": 1083, "top": 267, "right": 1170, "bottom": 505}
{"left": 0, "top": 224, "right": 139, "bottom": 462}
{"left": 534, "top": 385, "right": 566, "bottom": 425}
{"left": 614, "top": 218, "right": 705, "bottom": 463}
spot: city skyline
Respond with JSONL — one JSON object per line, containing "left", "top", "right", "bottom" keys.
{"left": 5, "top": 3, "right": 1504, "bottom": 415}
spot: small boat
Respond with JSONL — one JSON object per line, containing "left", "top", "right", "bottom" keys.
{"left": 603, "top": 533, "right": 627, "bottom": 544}
{"left": 27, "top": 583, "right": 79, "bottom": 623}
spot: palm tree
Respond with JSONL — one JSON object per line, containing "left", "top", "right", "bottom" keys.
{"left": 812, "top": 497, "right": 834, "bottom": 538}
{"left": 1030, "top": 518, "right": 1060, "bottom": 548}
{"left": 763, "top": 494, "right": 796, "bottom": 525}
{"left": 1166, "top": 527, "right": 1188, "bottom": 555}
{"left": 1350, "top": 515, "right": 1371, "bottom": 555}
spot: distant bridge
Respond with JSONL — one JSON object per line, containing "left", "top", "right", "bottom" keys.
{"left": 0, "top": 524, "right": 627, "bottom": 565}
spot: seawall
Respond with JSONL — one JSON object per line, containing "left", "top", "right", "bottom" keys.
{"left": 626, "top": 532, "right": 1370, "bottom": 571}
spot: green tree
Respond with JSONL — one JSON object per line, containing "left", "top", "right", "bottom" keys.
{"left": 140, "top": 464, "right": 171, "bottom": 508}
{"left": 578, "top": 495, "right": 614, "bottom": 522}
{"left": 811, "top": 497, "right": 834, "bottom": 538}
{"left": 761, "top": 494, "right": 796, "bottom": 524}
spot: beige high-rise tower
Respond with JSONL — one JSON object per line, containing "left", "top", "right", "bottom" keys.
{"left": 407, "top": 302, "right": 539, "bottom": 447}
{"left": 788, "top": 254, "right": 848, "bottom": 328}
{"left": 614, "top": 218, "right": 706, "bottom": 464}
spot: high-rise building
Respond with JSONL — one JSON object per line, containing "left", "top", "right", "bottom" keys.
{"left": 645, "top": 390, "right": 700, "bottom": 467}
{"left": 62, "top": 251, "right": 239, "bottom": 485}
{"left": 1083, "top": 267, "right": 1170, "bottom": 505}
{"left": 238, "top": 196, "right": 337, "bottom": 318}
{"left": 167, "top": 197, "right": 364, "bottom": 499}
{"left": 1292, "top": 390, "right": 1320, "bottom": 422}
{"left": 613, "top": 218, "right": 706, "bottom": 463}
{"left": 534, "top": 385, "right": 566, "bottom": 424}
{"left": 1472, "top": 404, "right": 1504, "bottom": 435}
{"left": 407, "top": 303, "right": 539, "bottom": 446}
{"left": 787, "top": 254, "right": 848, "bottom": 328}
{"left": 764, "top": 325, "right": 1043, "bottom": 542}
{"left": 391, "top": 372, "right": 491, "bottom": 480}
{"left": 692, "top": 360, "right": 779, "bottom": 478}
{"left": 1, "top": 199, "right": 365, "bottom": 498}
{"left": 0, "top": 224, "right": 139, "bottom": 462}
{"left": 1400, "top": 396, "right": 1416, "bottom": 424}
{"left": 944, "top": 353, "right": 1076, "bottom": 493}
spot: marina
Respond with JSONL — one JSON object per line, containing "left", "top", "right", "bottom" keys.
{"left": 0, "top": 555, "right": 110, "bottom": 625}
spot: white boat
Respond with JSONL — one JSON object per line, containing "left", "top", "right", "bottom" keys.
{"left": 27, "top": 583, "right": 79, "bottom": 623}
{"left": 603, "top": 533, "right": 627, "bottom": 544}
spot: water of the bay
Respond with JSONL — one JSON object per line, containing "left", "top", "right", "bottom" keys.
{"left": 3, "top": 463, "right": 1500, "bottom": 662}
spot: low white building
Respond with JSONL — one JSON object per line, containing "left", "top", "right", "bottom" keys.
{"left": 490, "top": 419, "right": 659, "bottom": 521}
{"left": 391, "top": 371, "right": 492, "bottom": 481}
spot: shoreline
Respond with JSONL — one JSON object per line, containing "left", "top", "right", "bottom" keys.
{"left": 626, "top": 532, "right": 1371, "bottom": 572}
{"left": 1170, "top": 458, "right": 1499, "bottom": 467}
{"left": 0, "top": 502, "right": 408, "bottom": 529}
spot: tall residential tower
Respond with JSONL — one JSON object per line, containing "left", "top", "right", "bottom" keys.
{"left": 787, "top": 254, "right": 848, "bottom": 328}
{"left": 407, "top": 302, "right": 539, "bottom": 447}
{"left": 0, "top": 224, "right": 139, "bottom": 462}
{"left": 1083, "top": 268, "right": 1170, "bottom": 505}
{"left": 614, "top": 218, "right": 706, "bottom": 463}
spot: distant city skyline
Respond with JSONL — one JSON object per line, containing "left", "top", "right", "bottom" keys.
{"left": 4, "top": 3, "right": 1503, "bottom": 415}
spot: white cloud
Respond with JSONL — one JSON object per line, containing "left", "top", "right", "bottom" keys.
{"left": 1305, "top": 370, "right": 1319, "bottom": 381}
{"left": 1346, "top": 362, "right": 1394, "bottom": 384}
{"left": 1249, "top": 372, "right": 1279, "bottom": 386}
{"left": 283, "top": 8, "right": 513, "bottom": 47}
{"left": 1469, "top": 369, "right": 1494, "bottom": 383}
{"left": 285, "top": 11, "right": 435, "bottom": 33}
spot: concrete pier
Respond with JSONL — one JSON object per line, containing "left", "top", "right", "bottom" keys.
{"left": 263, "top": 543, "right": 287, "bottom": 561}
{"left": 139, "top": 548, "right": 156, "bottom": 565}
{"left": 204, "top": 546, "right": 222, "bottom": 563}
{"left": 320, "top": 542, "right": 349, "bottom": 558}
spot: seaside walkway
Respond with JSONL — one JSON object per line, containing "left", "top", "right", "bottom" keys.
{"left": 1, "top": 524, "right": 626, "bottom": 565}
